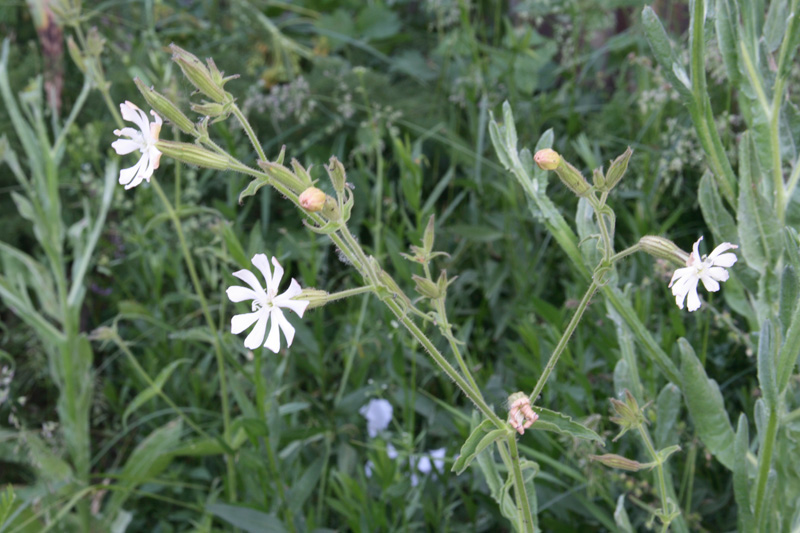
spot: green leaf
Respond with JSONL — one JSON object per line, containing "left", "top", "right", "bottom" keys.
{"left": 238, "top": 175, "right": 271, "bottom": 205}
{"left": 207, "top": 503, "right": 288, "bottom": 533}
{"left": 779, "top": 266, "right": 798, "bottom": 336}
{"left": 737, "top": 133, "right": 783, "bottom": 274}
{"left": 123, "top": 359, "right": 190, "bottom": 427}
{"left": 489, "top": 118, "right": 513, "bottom": 171}
{"left": 614, "top": 494, "right": 634, "bottom": 533}
{"left": 715, "top": 0, "right": 741, "bottom": 85}
{"left": 655, "top": 383, "right": 682, "bottom": 449}
{"left": 763, "top": 0, "right": 788, "bottom": 52}
{"left": 641, "top": 6, "right": 692, "bottom": 100}
{"left": 104, "top": 419, "right": 183, "bottom": 522}
{"left": 698, "top": 171, "right": 737, "bottom": 244}
{"left": 757, "top": 320, "right": 778, "bottom": 409}
{"left": 452, "top": 419, "right": 495, "bottom": 474}
{"left": 733, "top": 414, "right": 755, "bottom": 532}
{"left": 531, "top": 407, "right": 605, "bottom": 445}
{"left": 777, "top": 281, "right": 800, "bottom": 392}
{"left": 679, "top": 339, "right": 735, "bottom": 469}
{"left": 356, "top": 5, "right": 400, "bottom": 41}
{"left": 502, "top": 101, "right": 518, "bottom": 155}
{"left": 454, "top": 428, "right": 507, "bottom": 475}
{"left": 288, "top": 456, "right": 325, "bottom": 514}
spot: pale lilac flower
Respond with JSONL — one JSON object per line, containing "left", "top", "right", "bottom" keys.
{"left": 669, "top": 237, "right": 738, "bottom": 312}
{"left": 417, "top": 447, "right": 446, "bottom": 474}
{"left": 111, "top": 101, "right": 163, "bottom": 189}
{"left": 359, "top": 399, "right": 393, "bottom": 438}
{"left": 226, "top": 255, "right": 309, "bottom": 353}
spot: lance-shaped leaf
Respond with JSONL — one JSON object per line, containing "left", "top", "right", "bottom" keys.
{"left": 531, "top": 406, "right": 604, "bottom": 445}
{"left": 679, "top": 339, "right": 735, "bottom": 470}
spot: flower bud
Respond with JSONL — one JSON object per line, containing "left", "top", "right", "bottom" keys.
{"left": 86, "top": 26, "right": 105, "bottom": 57}
{"left": 605, "top": 146, "right": 633, "bottom": 191}
{"left": 554, "top": 159, "right": 592, "bottom": 196}
{"left": 295, "top": 288, "right": 329, "bottom": 310}
{"left": 170, "top": 44, "right": 233, "bottom": 104}
{"left": 299, "top": 187, "right": 327, "bottom": 212}
{"left": 412, "top": 275, "right": 441, "bottom": 300}
{"left": 190, "top": 101, "right": 231, "bottom": 121}
{"left": 533, "top": 149, "right": 560, "bottom": 170}
{"left": 67, "top": 36, "right": 85, "bottom": 73}
{"left": 639, "top": 236, "right": 690, "bottom": 267}
{"left": 609, "top": 389, "right": 646, "bottom": 442}
{"left": 327, "top": 156, "right": 347, "bottom": 195}
{"left": 257, "top": 160, "right": 307, "bottom": 194}
{"left": 590, "top": 454, "right": 650, "bottom": 472}
{"left": 134, "top": 78, "right": 196, "bottom": 135}
{"left": 156, "top": 140, "right": 231, "bottom": 170}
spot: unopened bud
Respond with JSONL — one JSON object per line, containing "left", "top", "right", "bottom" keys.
{"left": 190, "top": 101, "right": 231, "bottom": 120}
{"left": 299, "top": 187, "right": 327, "bottom": 212}
{"left": 156, "top": 140, "right": 231, "bottom": 170}
{"left": 296, "top": 288, "right": 329, "bottom": 310}
{"left": 534, "top": 149, "right": 560, "bottom": 170}
{"left": 412, "top": 275, "right": 441, "bottom": 300}
{"left": 590, "top": 454, "right": 650, "bottom": 471}
{"left": 170, "top": 44, "right": 233, "bottom": 104}
{"left": 67, "top": 36, "right": 85, "bottom": 72}
{"left": 86, "top": 26, "right": 105, "bottom": 58}
{"left": 639, "top": 236, "right": 689, "bottom": 267}
{"left": 134, "top": 78, "right": 196, "bottom": 135}
{"left": 257, "top": 160, "right": 306, "bottom": 194}
{"left": 327, "top": 156, "right": 347, "bottom": 195}
{"left": 554, "top": 159, "right": 592, "bottom": 196}
{"left": 593, "top": 167, "right": 605, "bottom": 189}
{"left": 609, "top": 389, "right": 646, "bottom": 442}
{"left": 605, "top": 146, "right": 633, "bottom": 190}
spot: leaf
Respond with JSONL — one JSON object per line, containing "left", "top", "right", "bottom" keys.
{"left": 122, "top": 359, "right": 191, "bottom": 427}
{"left": 655, "top": 383, "right": 682, "bottom": 449}
{"left": 777, "top": 280, "right": 800, "bottom": 392}
{"left": 698, "top": 171, "right": 737, "bottom": 244}
{"left": 453, "top": 428, "right": 507, "bottom": 475}
{"left": 452, "top": 419, "right": 495, "bottom": 474}
{"left": 679, "top": 339, "right": 735, "bottom": 470}
{"left": 614, "top": 494, "right": 634, "bottom": 533}
{"left": 288, "top": 456, "right": 325, "bottom": 514}
{"left": 356, "top": 5, "right": 400, "bottom": 41}
{"left": 763, "top": 0, "right": 788, "bottom": 52}
{"left": 779, "top": 266, "right": 798, "bottom": 336}
{"left": 715, "top": 0, "right": 741, "bottom": 85}
{"left": 207, "top": 503, "right": 288, "bottom": 533}
{"left": 531, "top": 407, "right": 605, "bottom": 445}
{"left": 502, "top": 101, "right": 518, "bottom": 156}
{"left": 737, "top": 133, "right": 783, "bottom": 274}
{"left": 733, "top": 414, "right": 755, "bottom": 532}
{"left": 757, "top": 320, "right": 778, "bottom": 410}
{"left": 641, "top": 7, "right": 693, "bottom": 101}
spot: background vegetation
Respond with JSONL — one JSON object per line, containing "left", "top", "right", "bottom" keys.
{"left": 1, "top": 0, "right": 798, "bottom": 531}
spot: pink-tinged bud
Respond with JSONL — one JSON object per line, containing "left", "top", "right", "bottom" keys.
{"left": 534, "top": 149, "right": 561, "bottom": 171}
{"left": 507, "top": 392, "right": 538, "bottom": 435}
{"left": 299, "top": 187, "right": 327, "bottom": 212}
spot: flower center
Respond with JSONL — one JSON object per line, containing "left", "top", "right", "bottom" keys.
{"left": 251, "top": 290, "right": 274, "bottom": 312}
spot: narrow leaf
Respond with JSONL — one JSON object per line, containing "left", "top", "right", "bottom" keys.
{"left": 454, "top": 428, "right": 507, "bottom": 475}
{"left": 122, "top": 359, "right": 191, "bottom": 427}
{"left": 452, "top": 419, "right": 495, "bottom": 473}
{"left": 715, "top": 0, "right": 741, "bottom": 85}
{"left": 757, "top": 320, "right": 777, "bottom": 409}
{"left": 733, "top": 414, "right": 755, "bottom": 532}
{"left": 207, "top": 503, "right": 288, "bottom": 533}
{"left": 699, "top": 171, "right": 737, "bottom": 244}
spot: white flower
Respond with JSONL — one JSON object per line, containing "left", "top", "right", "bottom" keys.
{"left": 359, "top": 399, "right": 393, "bottom": 438}
{"left": 668, "top": 237, "right": 738, "bottom": 312}
{"left": 111, "top": 101, "right": 163, "bottom": 189}
{"left": 226, "top": 254, "right": 309, "bottom": 353}
{"left": 417, "top": 447, "right": 446, "bottom": 475}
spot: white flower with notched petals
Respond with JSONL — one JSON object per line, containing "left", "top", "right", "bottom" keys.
{"left": 359, "top": 399, "right": 393, "bottom": 438}
{"left": 226, "top": 254, "right": 309, "bottom": 353}
{"left": 111, "top": 101, "right": 163, "bottom": 189}
{"left": 669, "top": 237, "right": 738, "bottom": 312}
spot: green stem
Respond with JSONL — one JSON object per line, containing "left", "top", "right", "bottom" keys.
{"left": 753, "top": 407, "right": 778, "bottom": 522}
{"left": 150, "top": 178, "right": 237, "bottom": 501}
{"left": 529, "top": 281, "right": 599, "bottom": 402}
{"left": 637, "top": 425, "right": 673, "bottom": 529}
{"left": 435, "top": 298, "right": 481, "bottom": 395}
{"left": 506, "top": 434, "right": 535, "bottom": 533}
{"left": 232, "top": 104, "right": 267, "bottom": 162}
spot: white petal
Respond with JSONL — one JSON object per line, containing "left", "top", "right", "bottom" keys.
{"left": 139, "top": 151, "right": 155, "bottom": 183}
{"left": 111, "top": 138, "right": 142, "bottom": 156}
{"left": 274, "top": 279, "right": 309, "bottom": 317}
{"left": 251, "top": 254, "right": 274, "bottom": 289}
{"left": 699, "top": 274, "right": 720, "bottom": 292}
{"left": 686, "top": 287, "right": 702, "bottom": 312}
{"left": 710, "top": 252, "right": 738, "bottom": 268}
{"left": 232, "top": 268, "right": 266, "bottom": 295}
{"left": 226, "top": 285, "right": 258, "bottom": 303}
{"left": 263, "top": 311, "right": 283, "bottom": 353}
{"left": 270, "top": 257, "right": 285, "bottom": 290}
{"left": 119, "top": 157, "right": 145, "bottom": 188}
{"left": 120, "top": 101, "right": 149, "bottom": 132}
{"left": 707, "top": 242, "right": 738, "bottom": 262}
{"left": 417, "top": 456, "right": 432, "bottom": 474}
{"left": 231, "top": 311, "right": 261, "bottom": 334}
{"left": 149, "top": 147, "right": 162, "bottom": 170}
{"left": 706, "top": 266, "right": 730, "bottom": 283}
{"left": 430, "top": 448, "right": 446, "bottom": 473}
{"left": 669, "top": 267, "right": 692, "bottom": 288}
{"left": 272, "top": 308, "right": 296, "bottom": 348}
{"left": 244, "top": 314, "right": 269, "bottom": 350}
